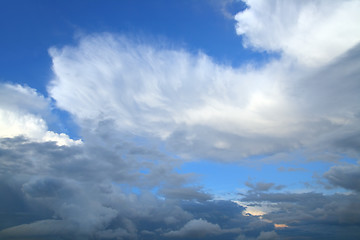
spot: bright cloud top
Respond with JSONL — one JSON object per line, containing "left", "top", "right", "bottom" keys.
{"left": 0, "top": 83, "right": 81, "bottom": 146}
{"left": 235, "top": 0, "right": 360, "bottom": 66}
{"left": 49, "top": 29, "right": 360, "bottom": 161}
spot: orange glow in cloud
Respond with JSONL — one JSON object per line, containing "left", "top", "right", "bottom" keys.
{"left": 274, "top": 223, "right": 289, "bottom": 228}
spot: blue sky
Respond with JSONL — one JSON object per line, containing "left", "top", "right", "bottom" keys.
{"left": 1, "top": 1, "right": 360, "bottom": 239}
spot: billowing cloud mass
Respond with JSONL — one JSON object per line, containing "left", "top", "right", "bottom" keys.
{"left": 235, "top": 0, "right": 360, "bottom": 66}
{"left": 0, "top": 83, "right": 81, "bottom": 146}
{"left": 48, "top": 32, "right": 360, "bottom": 162}
{"left": 1, "top": 0, "right": 360, "bottom": 239}
{"left": 163, "top": 219, "right": 222, "bottom": 238}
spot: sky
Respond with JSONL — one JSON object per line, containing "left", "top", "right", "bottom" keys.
{"left": 0, "top": 0, "right": 360, "bottom": 239}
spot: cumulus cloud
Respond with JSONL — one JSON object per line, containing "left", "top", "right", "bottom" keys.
{"left": 235, "top": 0, "right": 360, "bottom": 66}
{"left": 0, "top": 138, "right": 200, "bottom": 239}
{"left": 0, "top": 83, "right": 81, "bottom": 146}
{"left": 0, "top": 137, "right": 265, "bottom": 239}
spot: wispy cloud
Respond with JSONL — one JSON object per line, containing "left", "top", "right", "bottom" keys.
{"left": 48, "top": 30, "right": 360, "bottom": 162}
{"left": 235, "top": 0, "right": 360, "bottom": 66}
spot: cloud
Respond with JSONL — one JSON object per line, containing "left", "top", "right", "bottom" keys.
{"left": 163, "top": 219, "right": 222, "bottom": 238}
{"left": 240, "top": 191, "right": 360, "bottom": 239}
{"left": 245, "top": 181, "right": 285, "bottom": 192}
{"left": 0, "top": 220, "right": 78, "bottom": 239}
{"left": 256, "top": 230, "right": 278, "bottom": 240}
{"left": 277, "top": 166, "right": 306, "bottom": 172}
{"left": 0, "top": 83, "right": 81, "bottom": 146}
{"left": 235, "top": 0, "right": 360, "bottom": 66}
{"left": 273, "top": 223, "right": 288, "bottom": 229}
{"left": 0, "top": 145, "right": 264, "bottom": 240}
{"left": 324, "top": 163, "right": 360, "bottom": 192}
{"left": 1, "top": 1, "right": 360, "bottom": 239}
{"left": 0, "top": 137, "right": 266, "bottom": 239}
{"left": 48, "top": 32, "right": 360, "bottom": 162}
{"left": 159, "top": 186, "right": 212, "bottom": 202}
{"left": 0, "top": 137, "right": 198, "bottom": 238}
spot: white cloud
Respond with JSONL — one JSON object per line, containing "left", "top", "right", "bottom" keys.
{"left": 49, "top": 32, "right": 360, "bottom": 161}
{"left": 0, "top": 83, "right": 81, "bottom": 146}
{"left": 235, "top": 0, "right": 360, "bottom": 66}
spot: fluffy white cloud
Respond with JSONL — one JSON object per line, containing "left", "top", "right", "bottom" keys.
{"left": 235, "top": 0, "right": 360, "bottom": 66}
{"left": 49, "top": 31, "right": 360, "bottom": 161}
{"left": 0, "top": 83, "right": 81, "bottom": 146}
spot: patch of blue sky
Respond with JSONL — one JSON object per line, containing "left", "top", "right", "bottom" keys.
{"left": 139, "top": 168, "right": 150, "bottom": 174}
{"left": 48, "top": 104, "right": 82, "bottom": 140}
{"left": 177, "top": 152, "right": 349, "bottom": 199}
{"left": 178, "top": 160, "right": 252, "bottom": 198}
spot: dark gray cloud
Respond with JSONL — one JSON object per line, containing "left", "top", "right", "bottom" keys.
{"left": 0, "top": 136, "right": 189, "bottom": 239}
{"left": 0, "top": 137, "right": 271, "bottom": 240}
{"left": 163, "top": 219, "right": 222, "bottom": 238}
{"left": 240, "top": 191, "right": 360, "bottom": 239}
{"left": 1, "top": 135, "right": 288, "bottom": 239}
{"left": 324, "top": 163, "right": 360, "bottom": 192}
